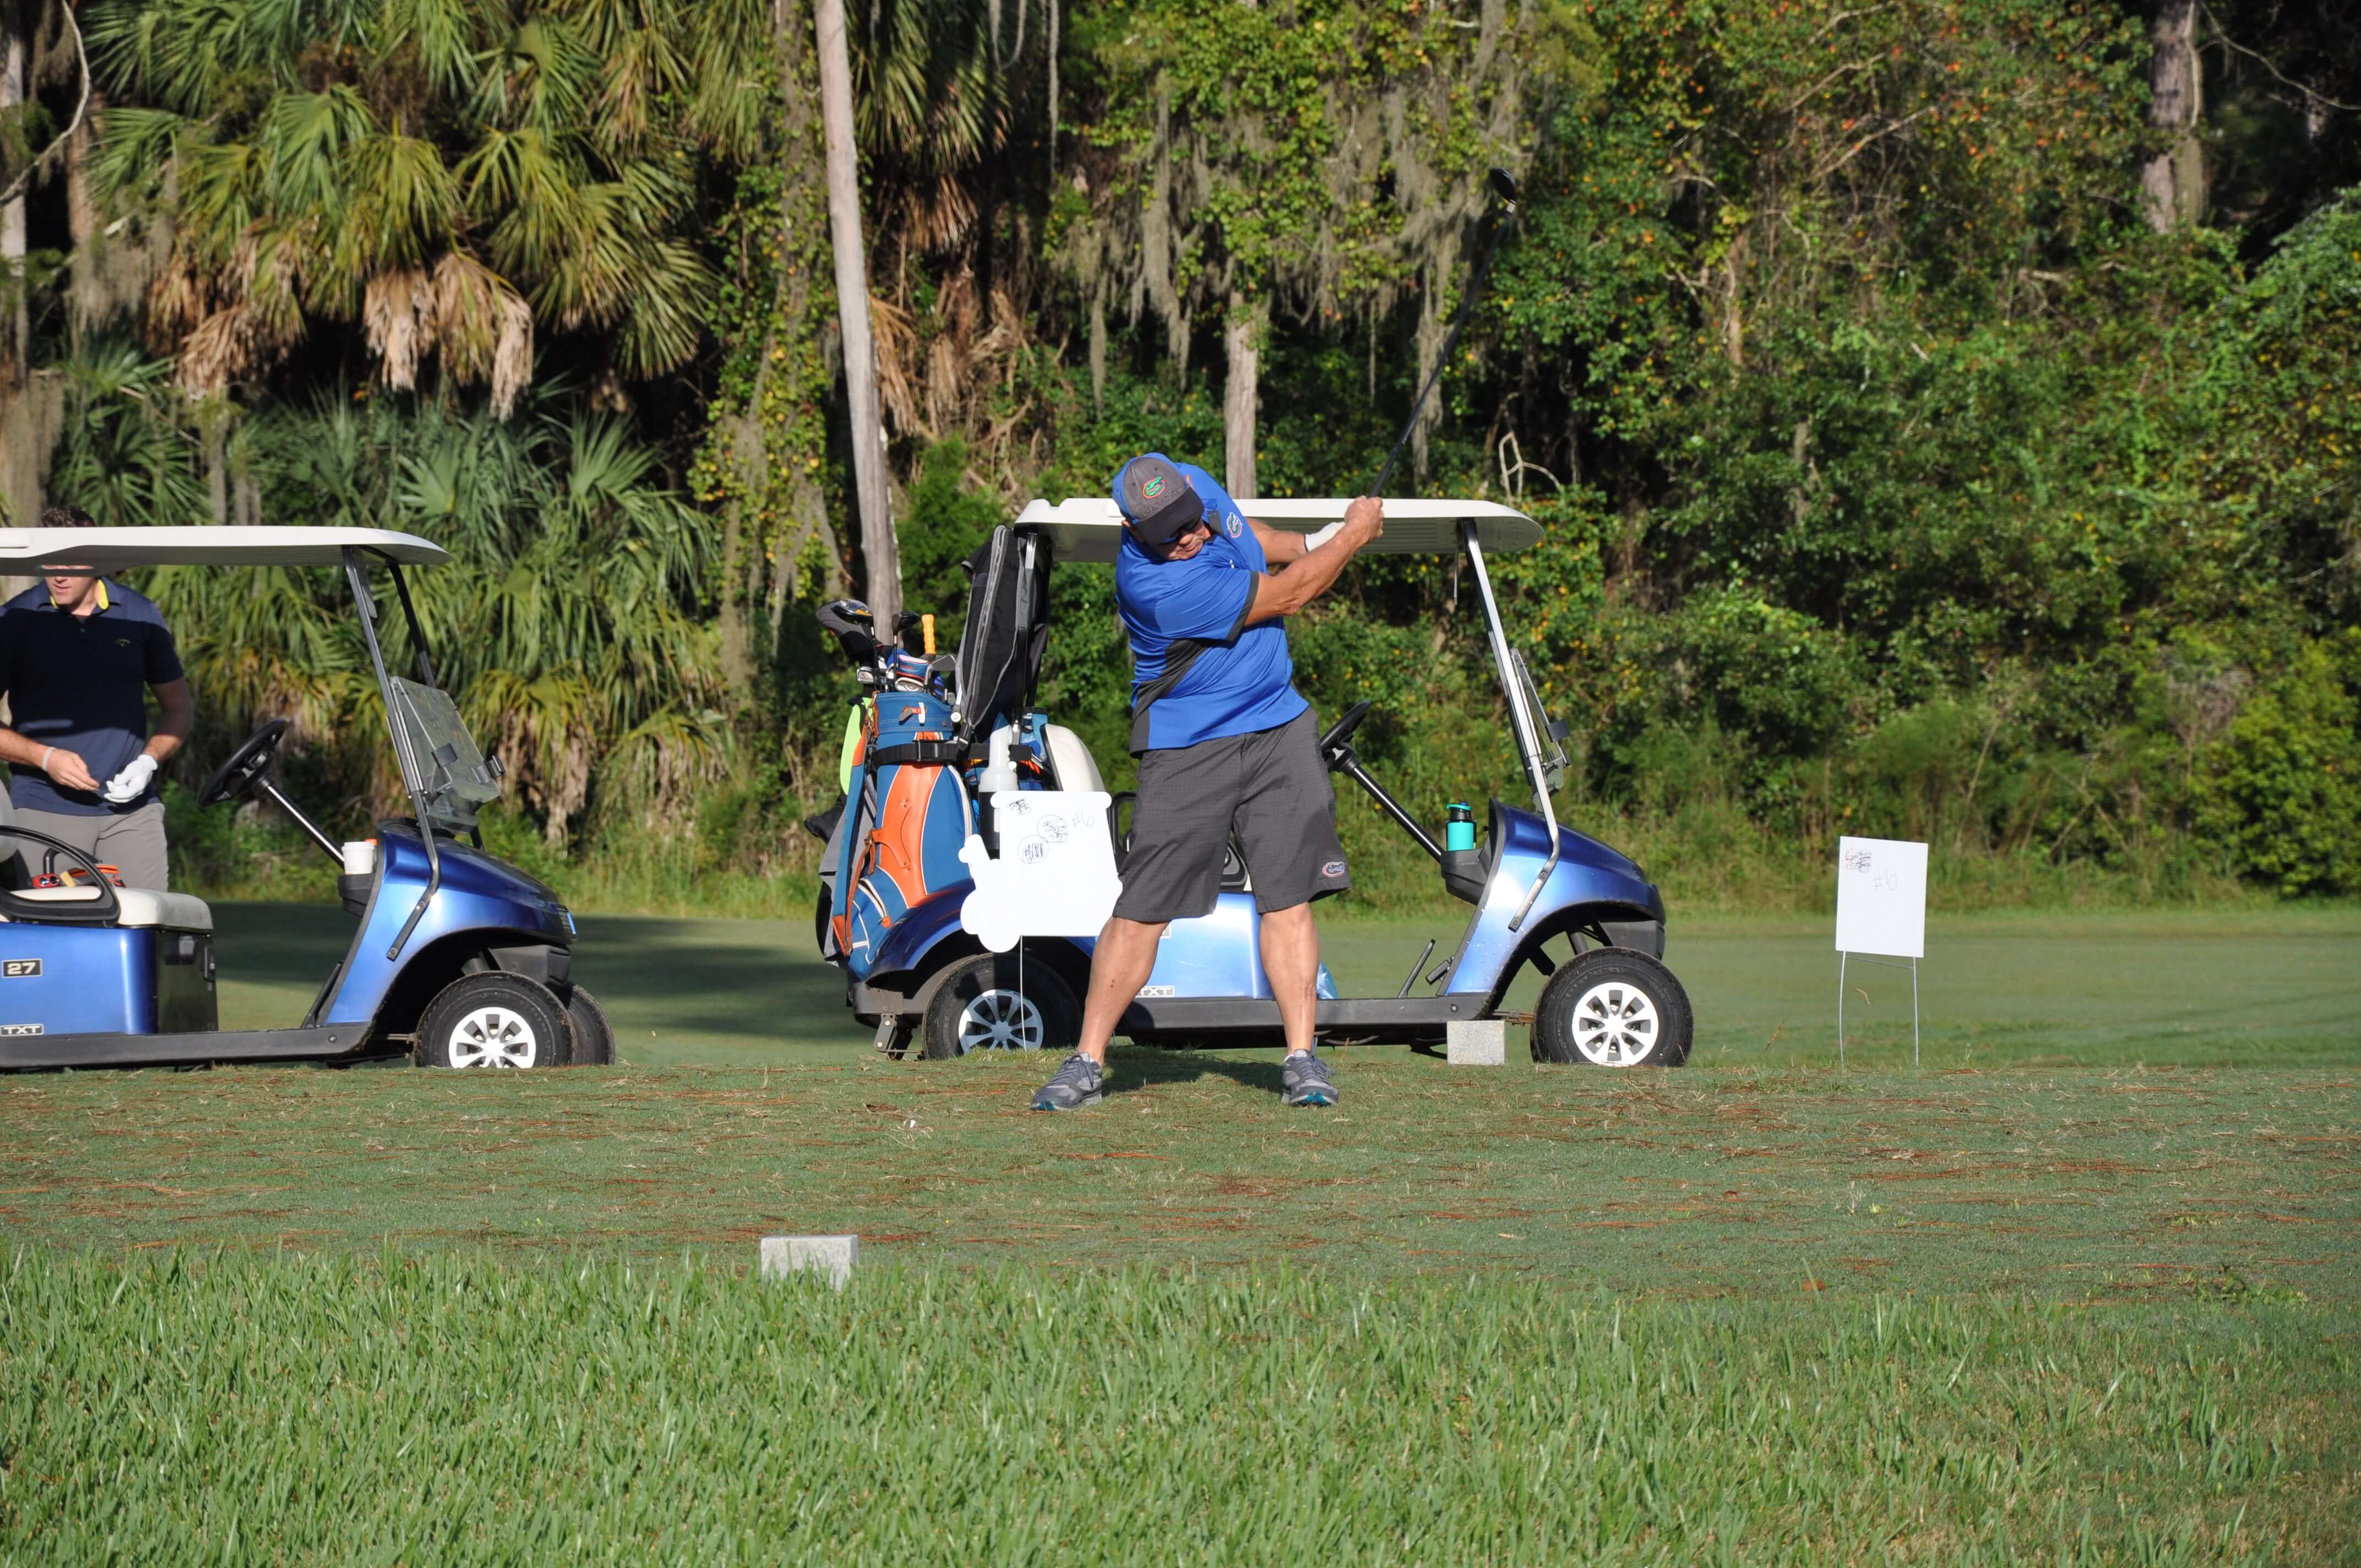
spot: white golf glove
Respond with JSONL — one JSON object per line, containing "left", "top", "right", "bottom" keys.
{"left": 102, "top": 753, "right": 158, "bottom": 805}
{"left": 1305, "top": 521, "right": 1345, "bottom": 551}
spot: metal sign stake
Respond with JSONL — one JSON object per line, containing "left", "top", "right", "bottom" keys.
{"left": 1835, "top": 951, "right": 1919, "bottom": 1067}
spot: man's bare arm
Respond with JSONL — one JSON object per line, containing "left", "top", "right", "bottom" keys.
{"left": 145, "top": 678, "right": 193, "bottom": 763}
{"left": 1247, "top": 517, "right": 1307, "bottom": 567}
{"left": 0, "top": 728, "right": 101, "bottom": 793}
{"left": 1244, "top": 498, "right": 1383, "bottom": 625}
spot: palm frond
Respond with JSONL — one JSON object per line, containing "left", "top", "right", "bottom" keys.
{"left": 345, "top": 133, "right": 458, "bottom": 271}
{"left": 259, "top": 87, "right": 376, "bottom": 216}
{"left": 613, "top": 238, "right": 710, "bottom": 374}
{"left": 361, "top": 268, "right": 436, "bottom": 389}
{"left": 376, "top": 0, "right": 493, "bottom": 98}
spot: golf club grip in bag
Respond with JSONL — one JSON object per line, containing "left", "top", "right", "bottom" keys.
{"left": 831, "top": 689, "right": 976, "bottom": 978}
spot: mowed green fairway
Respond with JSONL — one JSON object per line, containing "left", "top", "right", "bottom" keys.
{"left": 6, "top": 902, "right": 2345, "bottom": 1292}
{"left": 4, "top": 905, "right": 2358, "bottom": 1561}
{"left": 208, "top": 901, "right": 2361, "bottom": 1069}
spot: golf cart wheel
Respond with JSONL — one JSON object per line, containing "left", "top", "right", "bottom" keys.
{"left": 1532, "top": 949, "right": 1693, "bottom": 1068}
{"left": 414, "top": 973, "right": 574, "bottom": 1070}
{"left": 560, "top": 983, "right": 615, "bottom": 1067}
{"left": 922, "top": 954, "right": 1079, "bottom": 1060}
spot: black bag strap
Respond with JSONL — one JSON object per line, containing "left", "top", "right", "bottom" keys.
{"left": 865, "top": 739, "right": 984, "bottom": 768}
{"left": 1127, "top": 638, "right": 1218, "bottom": 754}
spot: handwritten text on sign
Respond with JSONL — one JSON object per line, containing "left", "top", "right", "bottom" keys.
{"left": 1834, "top": 836, "right": 1927, "bottom": 959}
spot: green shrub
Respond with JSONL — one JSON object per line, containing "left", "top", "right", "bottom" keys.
{"left": 2195, "top": 635, "right": 2361, "bottom": 896}
{"left": 164, "top": 781, "right": 340, "bottom": 902}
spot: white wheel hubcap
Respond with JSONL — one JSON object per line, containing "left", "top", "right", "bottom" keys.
{"left": 957, "top": 988, "right": 1044, "bottom": 1053}
{"left": 1569, "top": 981, "right": 1661, "bottom": 1066}
{"left": 446, "top": 1005, "right": 542, "bottom": 1069}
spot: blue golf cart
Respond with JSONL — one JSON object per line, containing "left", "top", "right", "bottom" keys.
{"left": 819, "top": 498, "right": 1691, "bottom": 1068}
{"left": 0, "top": 526, "right": 605, "bottom": 1071}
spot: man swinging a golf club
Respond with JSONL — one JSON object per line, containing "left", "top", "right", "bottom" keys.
{"left": 1033, "top": 455, "right": 1381, "bottom": 1110}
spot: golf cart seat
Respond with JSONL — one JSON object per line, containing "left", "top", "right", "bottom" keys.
{"left": 1038, "top": 725, "right": 1104, "bottom": 792}
{"left": 0, "top": 885, "right": 215, "bottom": 929}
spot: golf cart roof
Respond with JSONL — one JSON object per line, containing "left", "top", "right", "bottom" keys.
{"left": 0, "top": 526, "right": 451, "bottom": 570}
{"left": 1011, "top": 497, "right": 1540, "bottom": 563}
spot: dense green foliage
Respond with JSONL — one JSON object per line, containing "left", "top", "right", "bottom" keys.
{"left": 2, "top": 1251, "right": 2354, "bottom": 1561}
{"left": 3, "top": 0, "right": 2357, "bottom": 907}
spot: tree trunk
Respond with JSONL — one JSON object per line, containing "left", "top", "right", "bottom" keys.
{"left": 814, "top": 0, "right": 899, "bottom": 627}
{"left": 2, "top": 0, "right": 30, "bottom": 389}
{"left": 2140, "top": 0, "right": 2205, "bottom": 233}
{"left": 1087, "top": 280, "right": 1107, "bottom": 415}
{"left": 1222, "top": 290, "right": 1264, "bottom": 498}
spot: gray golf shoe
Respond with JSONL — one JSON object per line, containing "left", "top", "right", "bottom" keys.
{"left": 1032, "top": 1052, "right": 1105, "bottom": 1110}
{"left": 1280, "top": 1048, "right": 1339, "bottom": 1107}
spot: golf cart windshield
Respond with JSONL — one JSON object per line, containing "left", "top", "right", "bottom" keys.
{"left": 386, "top": 677, "right": 503, "bottom": 833}
{"left": 1508, "top": 650, "right": 1570, "bottom": 792}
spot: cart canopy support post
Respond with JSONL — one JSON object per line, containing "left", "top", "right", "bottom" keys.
{"left": 1462, "top": 522, "right": 1559, "bottom": 931}
{"left": 345, "top": 547, "right": 441, "bottom": 961}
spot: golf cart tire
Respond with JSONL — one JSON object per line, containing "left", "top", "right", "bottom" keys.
{"left": 414, "top": 973, "right": 575, "bottom": 1069}
{"left": 1532, "top": 950, "right": 1693, "bottom": 1068}
{"left": 922, "top": 953, "right": 1080, "bottom": 1060}
{"left": 561, "top": 983, "right": 616, "bottom": 1066}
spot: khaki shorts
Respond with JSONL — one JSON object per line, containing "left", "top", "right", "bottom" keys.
{"left": 4, "top": 801, "right": 171, "bottom": 890}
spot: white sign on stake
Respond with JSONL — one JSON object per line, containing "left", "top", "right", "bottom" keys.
{"left": 959, "top": 791, "right": 1123, "bottom": 951}
{"left": 1834, "top": 836, "right": 1927, "bottom": 959}
{"left": 1832, "top": 836, "right": 1928, "bottom": 1065}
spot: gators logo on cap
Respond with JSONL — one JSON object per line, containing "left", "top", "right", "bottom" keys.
{"left": 1142, "top": 475, "right": 1168, "bottom": 500}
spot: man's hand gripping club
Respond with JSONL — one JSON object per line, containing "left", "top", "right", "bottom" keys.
{"left": 1244, "top": 495, "right": 1384, "bottom": 626}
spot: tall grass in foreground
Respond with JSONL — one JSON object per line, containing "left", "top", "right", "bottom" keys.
{"left": 3, "top": 1253, "right": 2351, "bottom": 1563}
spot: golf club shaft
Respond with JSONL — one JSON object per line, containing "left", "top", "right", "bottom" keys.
{"left": 1367, "top": 224, "right": 1509, "bottom": 497}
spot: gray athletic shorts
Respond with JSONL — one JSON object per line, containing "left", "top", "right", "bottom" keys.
{"left": 1115, "top": 709, "right": 1350, "bottom": 923}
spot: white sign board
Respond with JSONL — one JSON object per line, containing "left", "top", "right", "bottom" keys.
{"left": 1833, "top": 836, "right": 1927, "bottom": 959}
{"left": 959, "top": 791, "right": 1123, "bottom": 952}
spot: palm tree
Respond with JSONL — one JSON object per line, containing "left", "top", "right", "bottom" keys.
{"left": 817, "top": 0, "right": 899, "bottom": 625}
{"left": 846, "top": 0, "right": 1058, "bottom": 483}
{"left": 46, "top": 347, "right": 733, "bottom": 839}
{"left": 81, "top": 0, "right": 760, "bottom": 409}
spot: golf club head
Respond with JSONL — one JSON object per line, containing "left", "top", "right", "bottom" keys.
{"left": 1487, "top": 166, "right": 1519, "bottom": 212}
{"left": 816, "top": 598, "right": 880, "bottom": 661}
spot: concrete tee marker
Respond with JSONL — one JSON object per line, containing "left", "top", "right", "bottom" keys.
{"left": 760, "top": 1234, "right": 858, "bottom": 1289}
{"left": 1446, "top": 1019, "right": 1506, "bottom": 1065}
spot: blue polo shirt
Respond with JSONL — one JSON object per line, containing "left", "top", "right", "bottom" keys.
{"left": 0, "top": 580, "right": 184, "bottom": 815}
{"left": 1114, "top": 457, "right": 1308, "bottom": 753}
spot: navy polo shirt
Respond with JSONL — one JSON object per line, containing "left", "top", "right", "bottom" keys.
{"left": 0, "top": 580, "right": 184, "bottom": 815}
{"left": 1114, "top": 457, "right": 1308, "bottom": 752}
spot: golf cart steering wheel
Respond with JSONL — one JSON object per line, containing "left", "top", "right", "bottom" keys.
{"left": 199, "top": 717, "right": 290, "bottom": 807}
{"left": 1317, "top": 701, "right": 1373, "bottom": 770}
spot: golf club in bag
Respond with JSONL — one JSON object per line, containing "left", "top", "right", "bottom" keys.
{"left": 1367, "top": 166, "right": 1520, "bottom": 497}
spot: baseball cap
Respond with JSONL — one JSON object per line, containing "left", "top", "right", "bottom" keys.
{"left": 1114, "top": 454, "right": 1205, "bottom": 545}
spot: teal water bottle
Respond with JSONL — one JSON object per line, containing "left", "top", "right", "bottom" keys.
{"left": 1444, "top": 803, "right": 1476, "bottom": 852}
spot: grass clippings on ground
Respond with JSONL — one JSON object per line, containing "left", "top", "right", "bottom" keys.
{"left": 2, "top": 1057, "right": 2354, "bottom": 1303}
